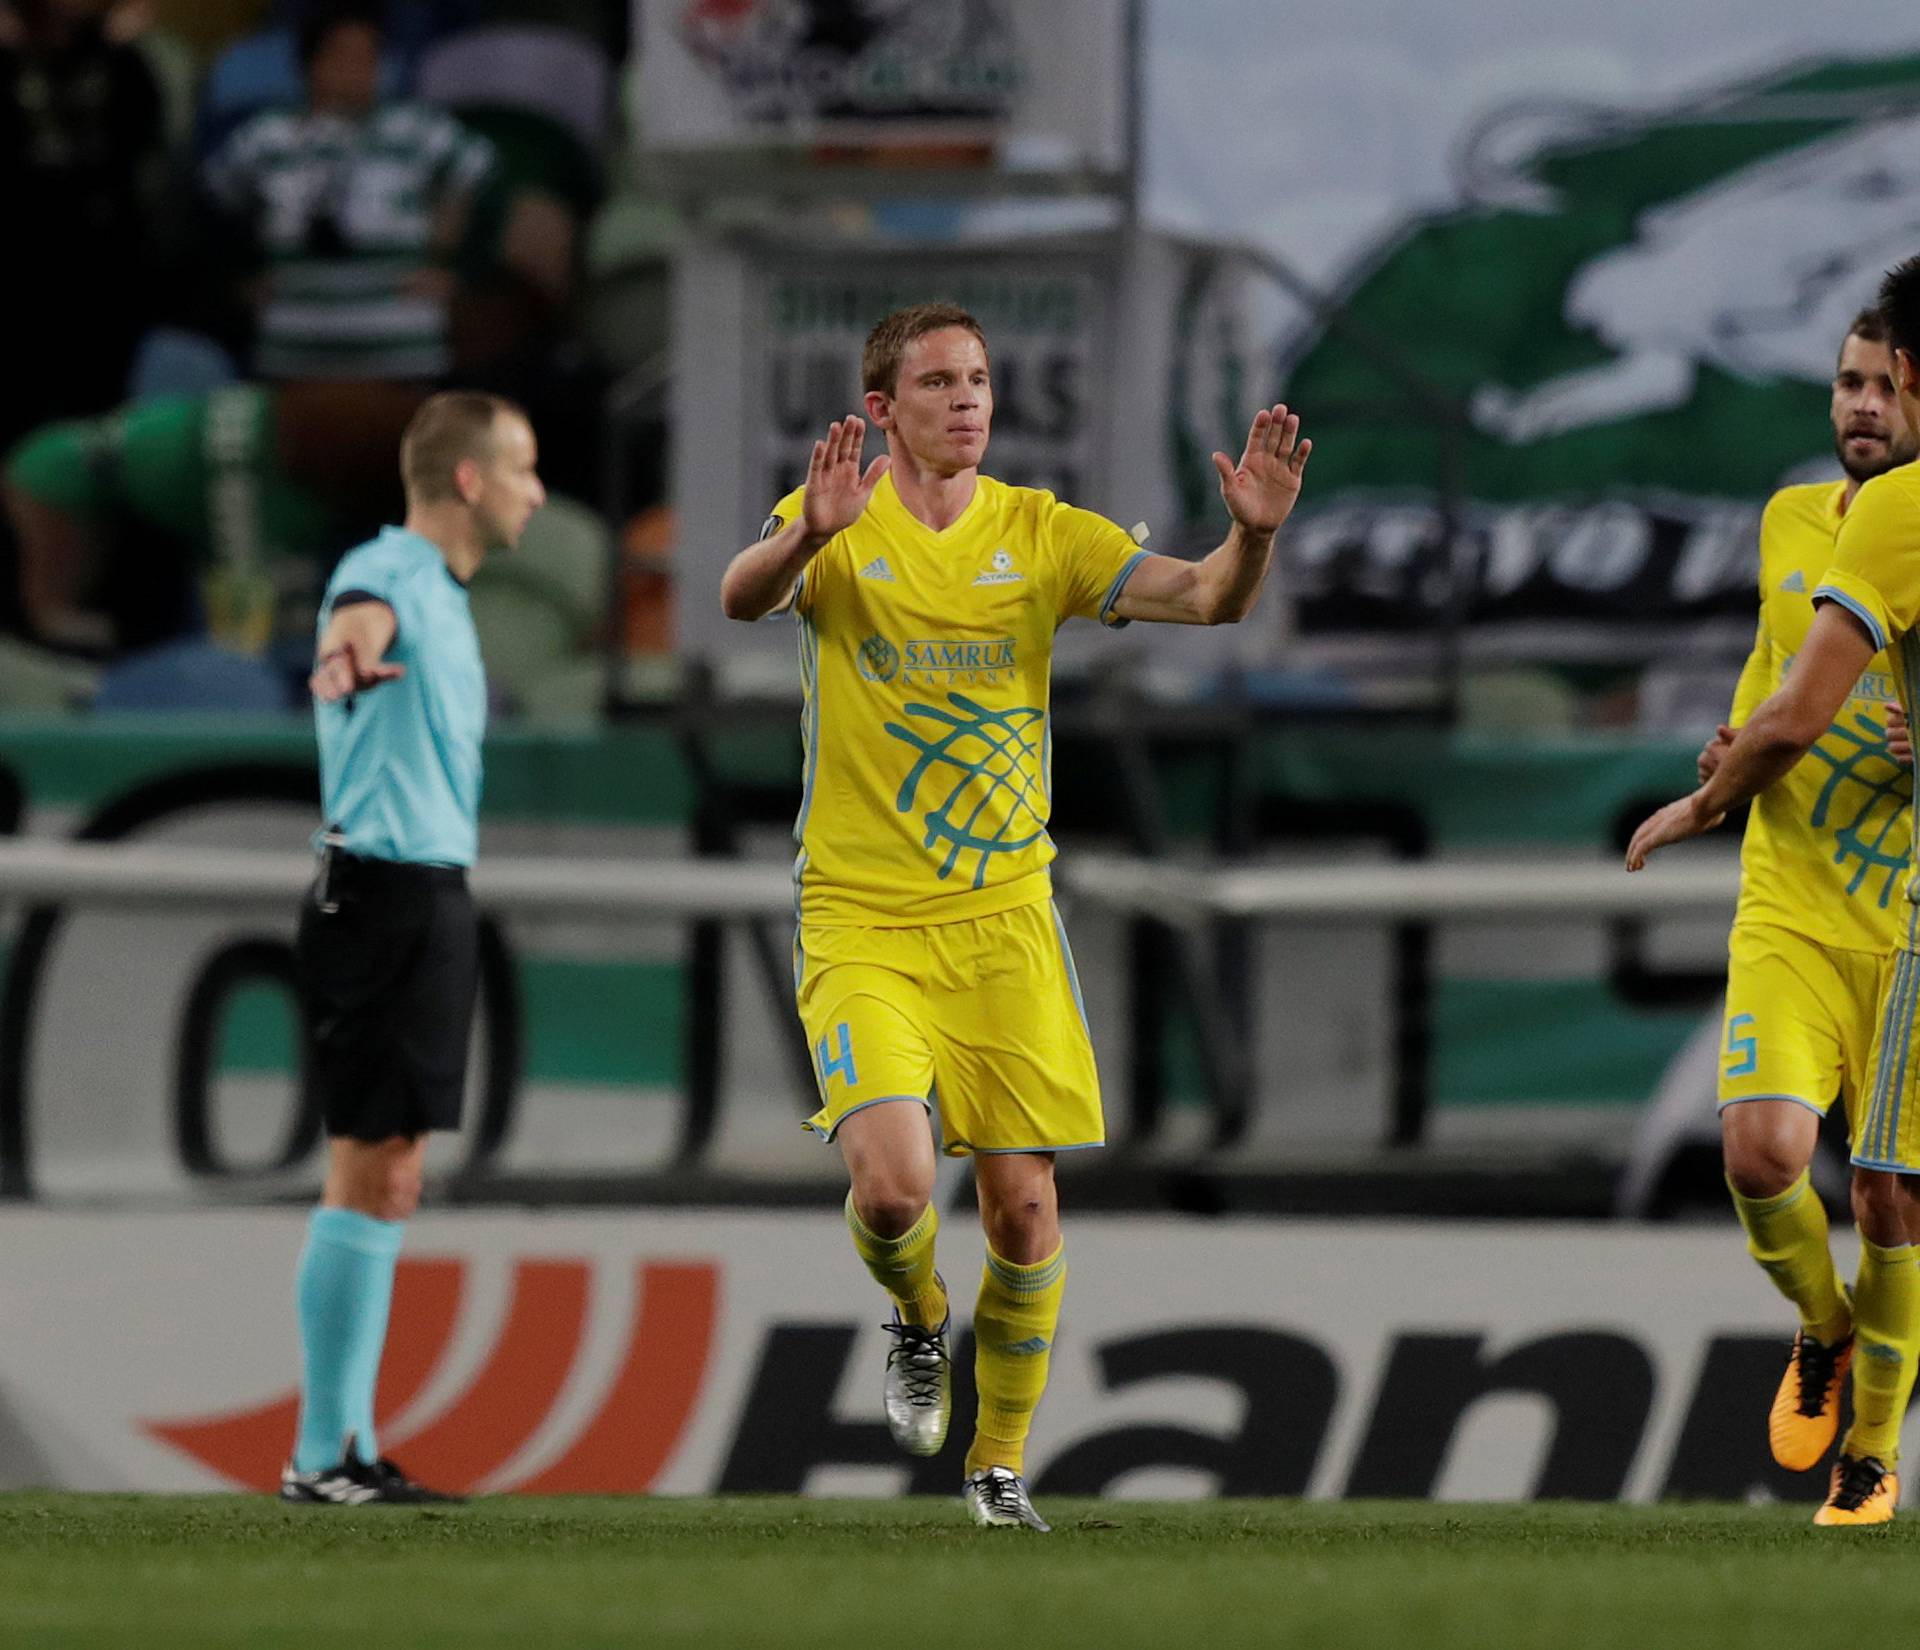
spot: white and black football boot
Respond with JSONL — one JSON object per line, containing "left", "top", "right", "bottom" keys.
{"left": 962, "top": 1466, "right": 1051, "bottom": 1532}
{"left": 881, "top": 1310, "right": 952, "bottom": 1457}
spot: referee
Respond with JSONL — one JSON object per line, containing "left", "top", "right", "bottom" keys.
{"left": 280, "top": 392, "right": 543, "bottom": 1504}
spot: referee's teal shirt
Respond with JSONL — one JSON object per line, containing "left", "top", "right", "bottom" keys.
{"left": 314, "top": 526, "right": 485, "bottom": 868}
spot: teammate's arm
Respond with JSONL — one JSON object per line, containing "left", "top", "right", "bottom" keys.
{"left": 1627, "top": 601, "right": 1875, "bottom": 869}
{"left": 720, "top": 418, "right": 890, "bottom": 622}
{"left": 1112, "top": 404, "right": 1311, "bottom": 625}
{"left": 310, "top": 599, "right": 402, "bottom": 703}
{"left": 1700, "top": 570, "right": 1774, "bottom": 779}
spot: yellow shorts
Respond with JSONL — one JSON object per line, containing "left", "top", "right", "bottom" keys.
{"left": 1853, "top": 945, "right": 1920, "bottom": 1171}
{"left": 1719, "top": 923, "right": 1882, "bottom": 1132}
{"left": 795, "top": 899, "right": 1103, "bottom": 1157}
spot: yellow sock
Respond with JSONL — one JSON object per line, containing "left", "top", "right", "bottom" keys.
{"left": 966, "top": 1243, "right": 1065, "bottom": 1477}
{"left": 1843, "top": 1237, "right": 1920, "bottom": 1463}
{"left": 845, "top": 1195, "right": 947, "bottom": 1328}
{"left": 1727, "top": 1171, "right": 1851, "bottom": 1344}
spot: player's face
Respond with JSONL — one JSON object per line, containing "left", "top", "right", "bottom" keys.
{"left": 1831, "top": 333, "right": 1914, "bottom": 483}
{"left": 307, "top": 22, "right": 381, "bottom": 118}
{"left": 468, "top": 414, "right": 546, "bottom": 552}
{"left": 872, "top": 328, "right": 992, "bottom": 475}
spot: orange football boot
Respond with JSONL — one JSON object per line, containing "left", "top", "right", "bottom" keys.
{"left": 1770, "top": 1330, "right": 1852, "bottom": 1471}
{"left": 1814, "top": 1453, "right": 1897, "bottom": 1526}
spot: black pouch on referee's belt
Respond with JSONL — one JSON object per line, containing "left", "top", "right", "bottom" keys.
{"left": 313, "top": 825, "right": 348, "bottom": 914}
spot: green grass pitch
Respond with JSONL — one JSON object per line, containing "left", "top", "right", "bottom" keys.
{"left": 3, "top": 1495, "right": 1914, "bottom": 1649}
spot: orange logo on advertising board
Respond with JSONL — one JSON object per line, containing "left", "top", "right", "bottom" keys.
{"left": 142, "top": 1258, "right": 719, "bottom": 1493}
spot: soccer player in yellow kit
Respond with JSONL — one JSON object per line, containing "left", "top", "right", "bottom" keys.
{"left": 720, "top": 301, "right": 1311, "bottom": 1529}
{"left": 1699, "top": 309, "right": 1916, "bottom": 1482}
{"left": 1631, "top": 259, "right": 1920, "bottom": 1525}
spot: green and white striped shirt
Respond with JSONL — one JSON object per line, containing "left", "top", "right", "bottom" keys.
{"left": 204, "top": 102, "right": 491, "bottom": 381}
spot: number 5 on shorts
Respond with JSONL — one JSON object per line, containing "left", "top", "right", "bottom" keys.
{"left": 817, "top": 1022, "right": 858, "bottom": 1089}
{"left": 1724, "top": 1012, "right": 1758, "bottom": 1077}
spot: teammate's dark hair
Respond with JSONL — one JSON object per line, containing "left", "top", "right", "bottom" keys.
{"left": 862, "top": 303, "right": 988, "bottom": 396}
{"left": 1877, "top": 259, "right": 1920, "bottom": 368}
{"left": 1846, "top": 306, "right": 1889, "bottom": 351}
{"left": 298, "top": 1, "right": 385, "bottom": 67}
{"left": 400, "top": 391, "right": 525, "bottom": 504}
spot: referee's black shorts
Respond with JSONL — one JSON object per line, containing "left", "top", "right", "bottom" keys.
{"left": 295, "top": 850, "right": 478, "bottom": 1142}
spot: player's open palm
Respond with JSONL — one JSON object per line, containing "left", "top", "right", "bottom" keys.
{"left": 1214, "top": 404, "right": 1312, "bottom": 534}
{"left": 802, "top": 417, "right": 891, "bottom": 540}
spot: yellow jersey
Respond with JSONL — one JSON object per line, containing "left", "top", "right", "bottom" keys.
{"left": 1758, "top": 472, "right": 1913, "bottom": 950}
{"left": 770, "top": 470, "right": 1148, "bottom": 927}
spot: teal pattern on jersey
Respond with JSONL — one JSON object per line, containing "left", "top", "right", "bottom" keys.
{"left": 885, "top": 692, "right": 1049, "bottom": 888}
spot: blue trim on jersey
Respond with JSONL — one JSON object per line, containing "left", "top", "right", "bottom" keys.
{"left": 1887, "top": 952, "right": 1920, "bottom": 1161}
{"left": 1098, "top": 549, "right": 1152, "bottom": 628}
{"left": 805, "top": 1093, "right": 932, "bottom": 1141}
{"left": 1049, "top": 901, "right": 1090, "bottom": 1036}
{"left": 1865, "top": 950, "right": 1920, "bottom": 1161}
{"left": 792, "top": 612, "right": 822, "bottom": 893}
{"left": 1814, "top": 585, "right": 1890, "bottom": 653}
{"left": 967, "top": 1140, "right": 1106, "bottom": 1154}
{"left": 1715, "top": 1093, "right": 1830, "bottom": 1117}
{"left": 1884, "top": 951, "right": 1920, "bottom": 1161}
{"left": 1848, "top": 1154, "right": 1920, "bottom": 1174}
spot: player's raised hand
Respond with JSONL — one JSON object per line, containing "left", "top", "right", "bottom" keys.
{"left": 310, "top": 637, "right": 404, "bottom": 703}
{"left": 801, "top": 417, "right": 891, "bottom": 541}
{"left": 1889, "top": 703, "right": 1913, "bottom": 767}
{"left": 1625, "top": 792, "right": 1725, "bottom": 871}
{"left": 1214, "top": 404, "right": 1312, "bottom": 534}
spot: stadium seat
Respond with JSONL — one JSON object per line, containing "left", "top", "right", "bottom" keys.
{"left": 1637, "top": 662, "right": 1743, "bottom": 739}
{"left": 586, "top": 196, "right": 684, "bottom": 280}
{"left": 513, "top": 494, "right": 611, "bottom": 634}
{"left": 1457, "top": 667, "right": 1580, "bottom": 736}
{"left": 466, "top": 571, "right": 577, "bottom": 711}
{"left": 415, "top": 25, "right": 613, "bottom": 164}
{"left": 582, "top": 195, "right": 680, "bottom": 366}
{"left": 93, "top": 638, "right": 294, "bottom": 713}
{"left": 0, "top": 638, "right": 99, "bottom": 713}
{"left": 127, "top": 329, "right": 240, "bottom": 402}
{"left": 515, "top": 657, "right": 608, "bottom": 726}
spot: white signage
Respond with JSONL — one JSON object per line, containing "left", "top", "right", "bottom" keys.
{"left": 0, "top": 1211, "right": 1880, "bottom": 1504}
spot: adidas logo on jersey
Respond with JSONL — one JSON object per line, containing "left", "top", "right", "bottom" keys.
{"left": 1781, "top": 570, "right": 1808, "bottom": 593}
{"left": 973, "top": 547, "right": 1023, "bottom": 585}
{"left": 859, "top": 556, "right": 896, "bottom": 582}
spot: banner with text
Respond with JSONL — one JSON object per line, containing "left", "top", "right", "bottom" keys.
{"left": 1, "top": 1211, "right": 1887, "bottom": 1503}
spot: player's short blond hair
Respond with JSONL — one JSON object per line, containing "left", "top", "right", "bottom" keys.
{"left": 399, "top": 391, "right": 526, "bottom": 503}
{"left": 862, "top": 303, "right": 988, "bottom": 396}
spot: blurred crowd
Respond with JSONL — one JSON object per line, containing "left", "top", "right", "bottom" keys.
{"left": 0, "top": 0, "right": 669, "bottom": 719}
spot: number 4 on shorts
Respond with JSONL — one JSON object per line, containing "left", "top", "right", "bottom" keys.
{"left": 817, "top": 1022, "right": 859, "bottom": 1088}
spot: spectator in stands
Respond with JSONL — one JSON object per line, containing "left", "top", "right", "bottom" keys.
{"left": 200, "top": 1, "right": 490, "bottom": 382}
{"left": 0, "top": 0, "right": 167, "bottom": 455}
{"left": 3, "top": 380, "right": 424, "bottom": 654}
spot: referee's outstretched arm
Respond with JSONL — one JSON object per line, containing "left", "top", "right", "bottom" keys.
{"left": 310, "top": 600, "right": 403, "bottom": 703}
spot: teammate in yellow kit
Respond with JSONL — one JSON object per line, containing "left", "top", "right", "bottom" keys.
{"left": 720, "top": 301, "right": 1311, "bottom": 1529}
{"left": 1631, "top": 259, "right": 1920, "bottom": 1526}
{"left": 1700, "top": 309, "right": 1916, "bottom": 1482}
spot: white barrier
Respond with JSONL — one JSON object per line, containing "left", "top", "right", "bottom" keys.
{"left": 0, "top": 838, "right": 1741, "bottom": 922}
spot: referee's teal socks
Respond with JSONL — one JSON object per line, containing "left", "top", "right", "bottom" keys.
{"left": 292, "top": 1207, "right": 405, "bottom": 1472}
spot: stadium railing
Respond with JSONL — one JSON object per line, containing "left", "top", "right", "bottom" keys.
{"left": 0, "top": 837, "right": 1739, "bottom": 1211}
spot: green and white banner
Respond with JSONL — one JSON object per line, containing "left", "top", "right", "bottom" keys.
{"left": 1145, "top": 6, "right": 1920, "bottom": 631}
